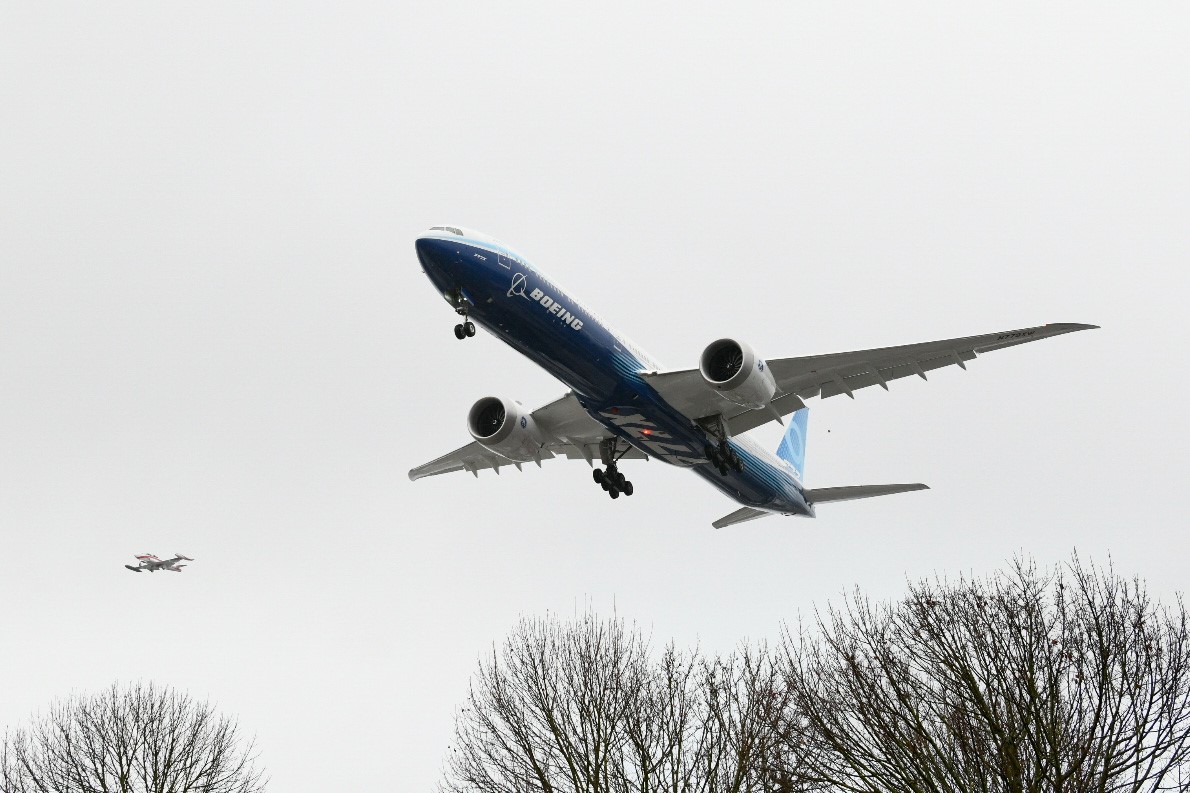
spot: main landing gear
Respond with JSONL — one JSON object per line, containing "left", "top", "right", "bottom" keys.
{"left": 593, "top": 437, "right": 634, "bottom": 499}
{"left": 593, "top": 465, "right": 633, "bottom": 498}
{"left": 697, "top": 414, "right": 744, "bottom": 477}
{"left": 447, "top": 288, "right": 476, "bottom": 340}
{"left": 706, "top": 442, "right": 744, "bottom": 476}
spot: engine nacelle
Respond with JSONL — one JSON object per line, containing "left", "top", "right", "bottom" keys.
{"left": 699, "top": 338, "right": 777, "bottom": 409}
{"left": 466, "top": 396, "right": 541, "bottom": 463}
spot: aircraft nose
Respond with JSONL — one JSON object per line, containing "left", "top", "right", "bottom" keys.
{"left": 415, "top": 235, "right": 455, "bottom": 274}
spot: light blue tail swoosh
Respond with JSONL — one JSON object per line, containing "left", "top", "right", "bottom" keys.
{"left": 776, "top": 407, "right": 809, "bottom": 480}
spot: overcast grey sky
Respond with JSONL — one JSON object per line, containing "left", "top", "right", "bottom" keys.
{"left": 1, "top": 2, "right": 1186, "bottom": 789}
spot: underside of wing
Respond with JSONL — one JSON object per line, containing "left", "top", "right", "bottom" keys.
{"left": 643, "top": 323, "right": 1095, "bottom": 435}
{"left": 408, "top": 392, "right": 644, "bottom": 480}
{"left": 711, "top": 506, "right": 774, "bottom": 529}
{"left": 640, "top": 370, "right": 808, "bottom": 437}
{"left": 767, "top": 322, "right": 1096, "bottom": 403}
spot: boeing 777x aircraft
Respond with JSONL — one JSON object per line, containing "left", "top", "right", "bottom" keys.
{"left": 409, "top": 226, "right": 1094, "bottom": 528}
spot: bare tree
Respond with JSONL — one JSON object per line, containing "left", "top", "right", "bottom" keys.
{"left": 774, "top": 556, "right": 1190, "bottom": 793}
{"left": 440, "top": 613, "right": 781, "bottom": 793}
{"left": 1, "top": 682, "right": 266, "bottom": 793}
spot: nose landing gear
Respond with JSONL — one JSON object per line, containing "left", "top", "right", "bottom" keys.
{"left": 447, "top": 288, "right": 476, "bottom": 340}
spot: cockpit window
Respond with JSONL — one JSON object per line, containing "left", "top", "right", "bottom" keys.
{"left": 429, "top": 226, "right": 463, "bottom": 236}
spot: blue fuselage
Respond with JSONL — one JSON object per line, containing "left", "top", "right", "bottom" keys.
{"left": 415, "top": 229, "right": 811, "bottom": 516}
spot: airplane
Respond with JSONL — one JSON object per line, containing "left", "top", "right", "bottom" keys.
{"left": 409, "top": 225, "right": 1095, "bottom": 528}
{"left": 124, "top": 554, "right": 193, "bottom": 573}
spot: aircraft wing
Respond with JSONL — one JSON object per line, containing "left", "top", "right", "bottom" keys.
{"left": 643, "top": 323, "right": 1096, "bottom": 435}
{"left": 408, "top": 392, "right": 646, "bottom": 480}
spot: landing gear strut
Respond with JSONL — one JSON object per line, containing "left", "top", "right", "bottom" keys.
{"left": 706, "top": 443, "right": 744, "bottom": 476}
{"left": 592, "top": 437, "right": 634, "bottom": 499}
{"left": 698, "top": 414, "right": 744, "bottom": 476}
{"left": 447, "top": 288, "right": 476, "bottom": 340}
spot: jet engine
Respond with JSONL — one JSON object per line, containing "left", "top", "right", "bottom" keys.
{"left": 466, "top": 396, "right": 542, "bottom": 462}
{"left": 698, "top": 338, "right": 777, "bottom": 409}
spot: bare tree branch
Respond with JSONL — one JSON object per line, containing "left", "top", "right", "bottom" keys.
{"left": 441, "top": 613, "right": 779, "bottom": 793}
{"left": 1, "top": 682, "right": 266, "bottom": 793}
{"left": 775, "top": 555, "right": 1190, "bottom": 793}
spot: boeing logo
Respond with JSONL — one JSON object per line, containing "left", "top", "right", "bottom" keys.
{"left": 508, "top": 274, "right": 583, "bottom": 330}
{"left": 508, "top": 272, "right": 531, "bottom": 299}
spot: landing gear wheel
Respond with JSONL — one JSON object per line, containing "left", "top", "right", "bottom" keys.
{"left": 464, "top": 321, "right": 476, "bottom": 337}
{"left": 453, "top": 324, "right": 466, "bottom": 340}
{"left": 594, "top": 441, "right": 637, "bottom": 499}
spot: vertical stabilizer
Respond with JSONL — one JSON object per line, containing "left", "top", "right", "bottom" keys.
{"left": 776, "top": 407, "right": 809, "bottom": 480}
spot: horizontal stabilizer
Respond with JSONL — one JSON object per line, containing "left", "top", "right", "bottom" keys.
{"left": 712, "top": 506, "right": 774, "bottom": 529}
{"left": 805, "top": 483, "right": 929, "bottom": 504}
{"left": 124, "top": 565, "right": 142, "bottom": 572}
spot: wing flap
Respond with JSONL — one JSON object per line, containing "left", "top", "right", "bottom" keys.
{"left": 408, "top": 441, "right": 550, "bottom": 480}
{"left": 804, "top": 483, "right": 929, "bottom": 504}
{"left": 724, "top": 392, "right": 807, "bottom": 436}
{"left": 554, "top": 443, "right": 647, "bottom": 462}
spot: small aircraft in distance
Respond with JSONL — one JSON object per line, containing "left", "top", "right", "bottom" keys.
{"left": 124, "top": 554, "right": 193, "bottom": 573}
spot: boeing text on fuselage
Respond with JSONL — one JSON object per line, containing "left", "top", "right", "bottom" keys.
{"left": 410, "top": 224, "right": 1096, "bottom": 528}
{"left": 508, "top": 271, "right": 583, "bottom": 331}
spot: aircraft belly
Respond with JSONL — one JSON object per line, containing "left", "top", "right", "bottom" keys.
{"left": 592, "top": 399, "right": 807, "bottom": 513}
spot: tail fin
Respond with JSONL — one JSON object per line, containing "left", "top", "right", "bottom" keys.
{"left": 776, "top": 408, "right": 809, "bottom": 480}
